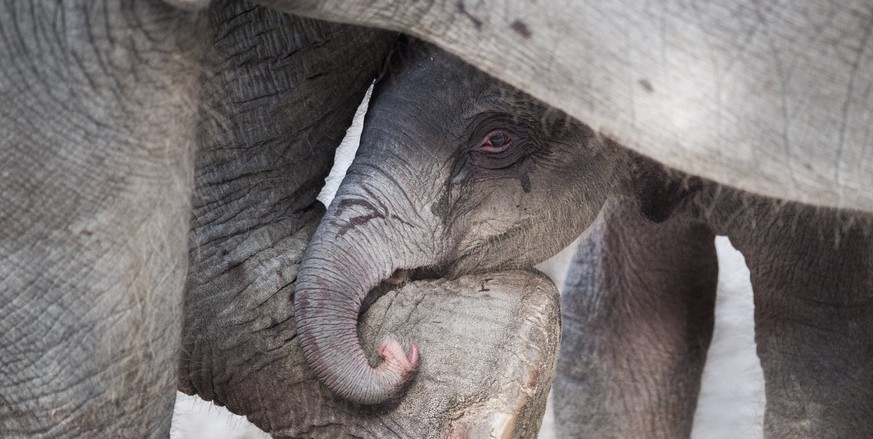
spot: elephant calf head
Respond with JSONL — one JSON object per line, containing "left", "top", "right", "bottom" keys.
{"left": 294, "top": 38, "right": 635, "bottom": 404}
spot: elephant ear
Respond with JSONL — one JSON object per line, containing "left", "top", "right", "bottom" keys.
{"left": 630, "top": 155, "right": 702, "bottom": 223}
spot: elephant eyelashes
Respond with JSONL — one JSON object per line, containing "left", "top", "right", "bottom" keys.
{"left": 479, "top": 130, "right": 511, "bottom": 153}
{"left": 470, "top": 128, "right": 528, "bottom": 170}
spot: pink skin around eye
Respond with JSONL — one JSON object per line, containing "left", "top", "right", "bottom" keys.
{"left": 478, "top": 130, "right": 511, "bottom": 153}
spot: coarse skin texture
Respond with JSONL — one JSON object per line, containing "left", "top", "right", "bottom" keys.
{"left": 263, "top": 0, "right": 873, "bottom": 215}
{"left": 2, "top": 1, "right": 565, "bottom": 436}
{"left": 555, "top": 195, "right": 718, "bottom": 438}
{"left": 5, "top": 1, "right": 870, "bottom": 436}
{"left": 179, "top": 1, "right": 563, "bottom": 437}
{"left": 297, "top": 38, "right": 873, "bottom": 437}
{"left": 177, "top": 0, "right": 393, "bottom": 405}
{"left": 0, "top": 2, "right": 206, "bottom": 437}
{"left": 205, "top": 269, "right": 561, "bottom": 438}
{"left": 556, "top": 177, "right": 873, "bottom": 438}
{"left": 696, "top": 182, "right": 873, "bottom": 439}
{"left": 294, "top": 37, "right": 622, "bottom": 406}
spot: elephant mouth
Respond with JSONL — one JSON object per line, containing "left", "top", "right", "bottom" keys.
{"left": 384, "top": 269, "right": 411, "bottom": 285}
{"left": 387, "top": 266, "right": 454, "bottom": 284}
{"left": 409, "top": 265, "right": 451, "bottom": 281}
{"left": 358, "top": 267, "right": 448, "bottom": 316}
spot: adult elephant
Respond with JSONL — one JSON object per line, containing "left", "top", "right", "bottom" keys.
{"left": 0, "top": 1, "right": 557, "bottom": 437}
{"left": 4, "top": 0, "right": 871, "bottom": 437}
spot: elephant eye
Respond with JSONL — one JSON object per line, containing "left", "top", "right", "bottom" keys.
{"left": 470, "top": 129, "right": 526, "bottom": 170}
{"left": 479, "top": 130, "right": 511, "bottom": 153}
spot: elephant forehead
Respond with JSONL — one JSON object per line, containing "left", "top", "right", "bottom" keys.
{"left": 375, "top": 42, "right": 518, "bottom": 117}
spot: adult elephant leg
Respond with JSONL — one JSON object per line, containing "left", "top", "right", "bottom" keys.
{"left": 178, "top": 0, "right": 395, "bottom": 426}
{"left": 0, "top": 2, "right": 204, "bottom": 437}
{"left": 727, "top": 204, "right": 873, "bottom": 438}
{"left": 555, "top": 195, "right": 718, "bottom": 438}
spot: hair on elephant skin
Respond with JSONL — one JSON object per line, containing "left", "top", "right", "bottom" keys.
{"left": 297, "top": 37, "right": 873, "bottom": 438}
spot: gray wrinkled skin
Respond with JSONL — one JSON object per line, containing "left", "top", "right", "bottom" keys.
{"left": 0, "top": 2, "right": 204, "bottom": 436}
{"left": 294, "top": 38, "right": 621, "bottom": 406}
{"left": 699, "top": 186, "right": 873, "bottom": 439}
{"left": 267, "top": 0, "right": 873, "bottom": 215}
{"left": 558, "top": 185, "right": 873, "bottom": 439}
{"left": 1, "top": 1, "right": 562, "bottom": 437}
{"left": 240, "top": 270, "right": 560, "bottom": 438}
{"left": 300, "top": 40, "right": 873, "bottom": 438}
{"left": 555, "top": 196, "right": 718, "bottom": 439}
{"left": 5, "top": 0, "right": 870, "bottom": 437}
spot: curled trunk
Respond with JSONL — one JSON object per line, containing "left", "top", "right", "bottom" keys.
{"left": 294, "top": 213, "right": 422, "bottom": 404}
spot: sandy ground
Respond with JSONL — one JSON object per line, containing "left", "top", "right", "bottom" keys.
{"left": 171, "top": 89, "right": 765, "bottom": 438}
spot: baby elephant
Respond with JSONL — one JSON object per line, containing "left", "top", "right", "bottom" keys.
{"left": 295, "top": 38, "right": 625, "bottom": 404}
{"left": 294, "top": 38, "right": 873, "bottom": 438}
